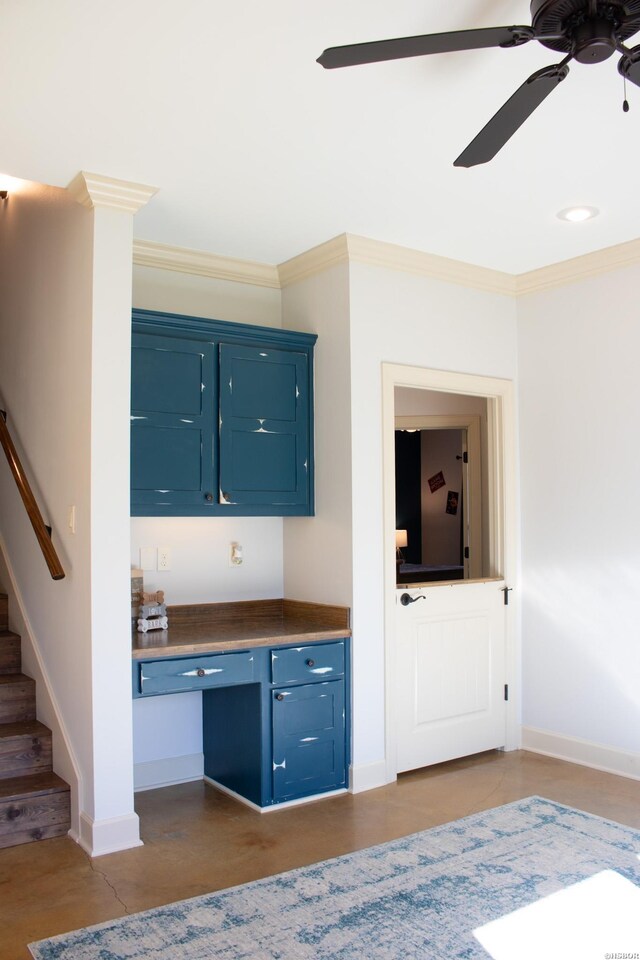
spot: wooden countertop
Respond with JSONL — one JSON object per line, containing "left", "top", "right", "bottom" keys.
{"left": 132, "top": 598, "right": 351, "bottom": 659}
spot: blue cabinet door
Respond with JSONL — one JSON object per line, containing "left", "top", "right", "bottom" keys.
{"left": 131, "top": 333, "right": 216, "bottom": 511}
{"left": 272, "top": 680, "right": 346, "bottom": 802}
{"left": 219, "top": 344, "right": 312, "bottom": 511}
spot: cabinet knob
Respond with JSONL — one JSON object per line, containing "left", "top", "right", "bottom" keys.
{"left": 197, "top": 668, "right": 205, "bottom": 677}
{"left": 275, "top": 693, "right": 285, "bottom": 701}
{"left": 305, "top": 658, "right": 315, "bottom": 667}
{"left": 204, "top": 492, "right": 214, "bottom": 502}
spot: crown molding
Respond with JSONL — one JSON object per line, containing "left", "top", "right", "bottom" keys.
{"left": 67, "top": 172, "right": 158, "bottom": 214}
{"left": 277, "top": 235, "right": 350, "bottom": 287}
{"left": 277, "top": 233, "right": 516, "bottom": 296}
{"left": 515, "top": 237, "right": 640, "bottom": 296}
{"left": 132, "top": 239, "right": 280, "bottom": 289}
{"left": 130, "top": 232, "right": 640, "bottom": 298}
{"left": 345, "top": 234, "right": 516, "bottom": 296}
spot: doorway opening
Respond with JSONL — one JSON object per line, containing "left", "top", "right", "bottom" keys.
{"left": 382, "top": 364, "right": 518, "bottom": 783}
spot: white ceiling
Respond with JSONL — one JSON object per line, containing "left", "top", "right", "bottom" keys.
{"left": 4, "top": 0, "right": 640, "bottom": 273}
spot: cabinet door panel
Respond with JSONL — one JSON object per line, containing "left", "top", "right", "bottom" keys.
{"left": 131, "top": 334, "right": 215, "bottom": 510}
{"left": 219, "top": 344, "right": 310, "bottom": 508}
{"left": 272, "top": 680, "right": 346, "bottom": 802}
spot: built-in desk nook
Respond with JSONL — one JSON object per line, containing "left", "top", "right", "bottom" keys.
{"left": 132, "top": 600, "right": 351, "bottom": 809}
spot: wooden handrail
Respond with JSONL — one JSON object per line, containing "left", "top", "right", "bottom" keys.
{"left": 0, "top": 410, "right": 65, "bottom": 580}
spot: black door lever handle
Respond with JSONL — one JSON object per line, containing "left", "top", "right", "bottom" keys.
{"left": 400, "top": 593, "right": 426, "bottom": 606}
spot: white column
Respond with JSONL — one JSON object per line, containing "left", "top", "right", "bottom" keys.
{"left": 68, "top": 172, "right": 158, "bottom": 855}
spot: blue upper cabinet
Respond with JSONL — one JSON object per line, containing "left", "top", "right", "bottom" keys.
{"left": 219, "top": 344, "right": 310, "bottom": 508}
{"left": 130, "top": 310, "right": 316, "bottom": 516}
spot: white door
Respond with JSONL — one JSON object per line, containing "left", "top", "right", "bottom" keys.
{"left": 384, "top": 365, "right": 517, "bottom": 779}
{"left": 395, "top": 580, "right": 507, "bottom": 772}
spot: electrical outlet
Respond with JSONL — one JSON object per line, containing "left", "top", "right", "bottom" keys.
{"left": 157, "top": 546, "right": 171, "bottom": 571}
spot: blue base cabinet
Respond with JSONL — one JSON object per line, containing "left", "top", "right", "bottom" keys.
{"left": 131, "top": 309, "right": 317, "bottom": 517}
{"left": 272, "top": 680, "right": 346, "bottom": 802}
{"left": 134, "top": 639, "right": 350, "bottom": 808}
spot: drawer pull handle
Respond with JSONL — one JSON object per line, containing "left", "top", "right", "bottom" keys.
{"left": 305, "top": 658, "right": 315, "bottom": 667}
{"left": 275, "top": 693, "right": 285, "bottom": 701}
{"left": 197, "top": 668, "right": 206, "bottom": 677}
{"left": 204, "top": 492, "right": 214, "bottom": 502}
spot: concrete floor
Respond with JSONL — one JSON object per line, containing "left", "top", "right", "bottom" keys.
{"left": 3, "top": 750, "right": 640, "bottom": 959}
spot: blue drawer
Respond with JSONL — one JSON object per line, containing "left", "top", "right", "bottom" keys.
{"left": 271, "top": 641, "right": 345, "bottom": 685}
{"left": 138, "top": 651, "right": 255, "bottom": 696}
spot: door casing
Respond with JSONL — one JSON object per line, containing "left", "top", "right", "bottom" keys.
{"left": 382, "top": 364, "right": 519, "bottom": 783}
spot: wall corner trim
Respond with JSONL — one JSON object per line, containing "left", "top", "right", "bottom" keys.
{"left": 67, "top": 172, "right": 159, "bottom": 214}
{"left": 133, "top": 238, "right": 280, "bottom": 288}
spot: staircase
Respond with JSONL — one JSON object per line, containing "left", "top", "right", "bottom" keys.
{"left": 0, "top": 593, "right": 71, "bottom": 848}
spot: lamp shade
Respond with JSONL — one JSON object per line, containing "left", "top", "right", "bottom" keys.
{"left": 395, "top": 529, "right": 408, "bottom": 549}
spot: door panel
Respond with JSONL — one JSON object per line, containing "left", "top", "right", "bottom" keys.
{"left": 396, "top": 581, "right": 506, "bottom": 772}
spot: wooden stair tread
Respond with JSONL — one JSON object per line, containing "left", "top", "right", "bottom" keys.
{"left": 0, "top": 771, "right": 69, "bottom": 801}
{"left": 0, "top": 672, "right": 34, "bottom": 686}
{"left": 0, "top": 629, "right": 20, "bottom": 641}
{"left": 0, "top": 719, "right": 51, "bottom": 741}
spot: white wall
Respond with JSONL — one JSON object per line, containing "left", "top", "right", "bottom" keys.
{"left": 0, "top": 181, "right": 93, "bottom": 837}
{"left": 420, "top": 429, "right": 463, "bottom": 567}
{"left": 347, "top": 263, "right": 519, "bottom": 779}
{"left": 131, "top": 265, "right": 285, "bottom": 781}
{"left": 281, "top": 263, "right": 353, "bottom": 608}
{"left": 518, "top": 267, "right": 640, "bottom": 762}
{"left": 395, "top": 388, "right": 486, "bottom": 417}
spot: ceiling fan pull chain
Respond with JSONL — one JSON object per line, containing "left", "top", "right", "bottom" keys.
{"left": 623, "top": 74, "right": 630, "bottom": 112}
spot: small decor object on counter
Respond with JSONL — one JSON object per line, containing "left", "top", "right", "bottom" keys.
{"left": 139, "top": 602, "right": 166, "bottom": 619}
{"left": 142, "top": 590, "right": 164, "bottom": 605}
{"left": 137, "top": 615, "right": 169, "bottom": 633}
{"left": 131, "top": 568, "right": 144, "bottom": 630}
{"left": 136, "top": 589, "right": 168, "bottom": 632}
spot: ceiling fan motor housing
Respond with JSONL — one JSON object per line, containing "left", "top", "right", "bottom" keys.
{"left": 531, "top": 0, "right": 640, "bottom": 61}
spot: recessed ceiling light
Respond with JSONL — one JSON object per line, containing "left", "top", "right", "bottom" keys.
{"left": 556, "top": 206, "right": 599, "bottom": 223}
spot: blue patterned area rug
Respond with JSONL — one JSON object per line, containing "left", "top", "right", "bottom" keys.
{"left": 29, "top": 796, "right": 640, "bottom": 960}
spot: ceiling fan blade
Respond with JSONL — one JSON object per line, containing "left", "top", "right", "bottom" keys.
{"left": 454, "top": 61, "right": 570, "bottom": 168}
{"left": 317, "top": 25, "right": 535, "bottom": 69}
{"left": 618, "top": 45, "right": 640, "bottom": 86}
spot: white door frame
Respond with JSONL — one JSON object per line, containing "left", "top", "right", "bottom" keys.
{"left": 382, "top": 364, "right": 519, "bottom": 784}
{"left": 395, "top": 414, "right": 482, "bottom": 579}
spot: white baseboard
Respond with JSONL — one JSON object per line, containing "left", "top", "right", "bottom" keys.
{"left": 522, "top": 726, "right": 640, "bottom": 782}
{"left": 349, "top": 759, "right": 391, "bottom": 794}
{"left": 76, "top": 811, "right": 143, "bottom": 857}
{"left": 134, "top": 752, "right": 204, "bottom": 792}
{"left": 204, "top": 775, "right": 347, "bottom": 812}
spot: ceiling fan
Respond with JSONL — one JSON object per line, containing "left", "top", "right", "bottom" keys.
{"left": 317, "top": 1, "right": 640, "bottom": 166}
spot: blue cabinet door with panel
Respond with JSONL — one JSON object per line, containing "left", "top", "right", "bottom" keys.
{"left": 219, "top": 344, "right": 311, "bottom": 508}
{"left": 130, "top": 310, "right": 316, "bottom": 516}
{"left": 131, "top": 332, "right": 216, "bottom": 510}
{"left": 272, "top": 679, "right": 346, "bottom": 802}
